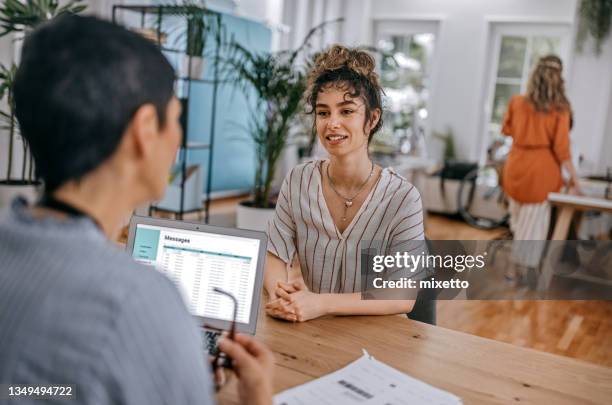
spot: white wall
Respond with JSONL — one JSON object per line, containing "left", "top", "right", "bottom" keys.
{"left": 569, "top": 33, "right": 612, "bottom": 174}
{"left": 603, "top": 78, "right": 612, "bottom": 172}
{"left": 279, "top": 0, "right": 612, "bottom": 172}
{"left": 369, "top": 0, "right": 578, "bottom": 161}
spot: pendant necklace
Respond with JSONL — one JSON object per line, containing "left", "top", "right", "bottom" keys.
{"left": 326, "top": 161, "right": 375, "bottom": 222}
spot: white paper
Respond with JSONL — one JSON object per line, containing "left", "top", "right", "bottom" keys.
{"left": 274, "top": 352, "right": 462, "bottom": 405}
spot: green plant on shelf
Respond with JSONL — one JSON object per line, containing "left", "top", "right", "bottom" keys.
{"left": 0, "top": 0, "right": 86, "bottom": 36}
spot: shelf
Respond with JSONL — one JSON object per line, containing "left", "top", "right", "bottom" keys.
{"left": 113, "top": 5, "right": 220, "bottom": 17}
{"left": 113, "top": 3, "right": 222, "bottom": 222}
{"left": 175, "top": 76, "right": 226, "bottom": 85}
{"left": 183, "top": 142, "right": 210, "bottom": 150}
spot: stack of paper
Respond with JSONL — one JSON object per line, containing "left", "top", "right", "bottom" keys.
{"left": 274, "top": 351, "right": 462, "bottom": 405}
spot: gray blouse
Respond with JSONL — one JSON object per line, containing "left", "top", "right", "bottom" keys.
{"left": 267, "top": 160, "right": 425, "bottom": 294}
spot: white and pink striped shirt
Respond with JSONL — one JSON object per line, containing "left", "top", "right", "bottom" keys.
{"left": 267, "top": 160, "right": 424, "bottom": 294}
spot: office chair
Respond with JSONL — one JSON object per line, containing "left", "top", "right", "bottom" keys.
{"left": 406, "top": 238, "right": 437, "bottom": 325}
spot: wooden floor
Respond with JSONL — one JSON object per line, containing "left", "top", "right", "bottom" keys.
{"left": 195, "top": 197, "right": 612, "bottom": 367}
{"left": 421, "top": 213, "right": 612, "bottom": 367}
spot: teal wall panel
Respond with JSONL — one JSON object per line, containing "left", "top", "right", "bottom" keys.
{"left": 181, "top": 13, "right": 271, "bottom": 194}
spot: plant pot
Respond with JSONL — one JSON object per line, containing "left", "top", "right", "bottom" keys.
{"left": 0, "top": 180, "right": 42, "bottom": 208}
{"left": 236, "top": 200, "right": 276, "bottom": 232}
{"left": 179, "top": 55, "right": 205, "bottom": 79}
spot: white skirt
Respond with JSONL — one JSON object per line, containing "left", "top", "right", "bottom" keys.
{"left": 508, "top": 198, "right": 551, "bottom": 268}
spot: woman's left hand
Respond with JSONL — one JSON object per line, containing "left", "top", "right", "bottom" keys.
{"left": 266, "top": 283, "right": 328, "bottom": 322}
{"left": 271, "top": 285, "right": 329, "bottom": 322}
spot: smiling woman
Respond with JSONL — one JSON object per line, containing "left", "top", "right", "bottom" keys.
{"left": 263, "top": 45, "right": 425, "bottom": 323}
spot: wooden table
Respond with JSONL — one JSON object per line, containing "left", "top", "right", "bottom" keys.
{"left": 217, "top": 309, "right": 612, "bottom": 404}
{"left": 548, "top": 191, "right": 612, "bottom": 240}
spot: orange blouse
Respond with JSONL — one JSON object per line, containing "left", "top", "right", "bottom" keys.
{"left": 501, "top": 94, "right": 571, "bottom": 204}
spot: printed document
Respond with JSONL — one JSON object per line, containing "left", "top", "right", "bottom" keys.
{"left": 274, "top": 352, "right": 462, "bottom": 405}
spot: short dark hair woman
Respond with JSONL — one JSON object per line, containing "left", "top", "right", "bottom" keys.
{"left": 264, "top": 45, "right": 425, "bottom": 322}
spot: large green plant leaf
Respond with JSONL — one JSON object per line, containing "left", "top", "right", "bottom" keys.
{"left": 0, "top": 63, "right": 17, "bottom": 108}
{"left": 0, "top": 0, "right": 87, "bottom": 37}
{"left": 221, "top": 19, "right": 342, "bottom": 207}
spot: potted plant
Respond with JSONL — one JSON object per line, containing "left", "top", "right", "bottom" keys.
{"left": 576, "top": 0, "right": 612, "bottom": 55}
{"left": 0, "top": 62, "right": 39, "bottom": 206}
{"left": 224, "top": 20, "right": 341, "bottom": 231}
{"left": 159, "top": 1, "right": 212, "bottom": 80}
{"left": 0, "top": 0, "right": 86, "bottom": 207}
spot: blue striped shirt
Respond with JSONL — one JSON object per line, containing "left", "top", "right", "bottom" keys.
{"left": 0, "top": 198, "right": 213, "bottom": 404}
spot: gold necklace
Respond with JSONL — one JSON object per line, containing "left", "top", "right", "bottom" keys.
{"left": 326, "top": 161, "right": 375, "bottom": 222}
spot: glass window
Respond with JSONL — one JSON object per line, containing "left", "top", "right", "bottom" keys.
{"left": 376, "top": 33, "right": 436, "bottom": 155}
{"left": 497, "top": 36, "right": 527, "bottom": 78}
{"left": 529, "top": 36, "right": 561, "bottom": 68}
{"left": 487, "top": 34, "right": 561, "bottom": 142}
{"left": 491, "top": 83, "right": 521, "bottom": 125}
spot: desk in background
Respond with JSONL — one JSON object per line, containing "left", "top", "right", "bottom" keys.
{"left": 217, "top": 308, "right": 612, "bottom": 404}
{"left": 548, "top": 180, "right": 612, "bottom": 240}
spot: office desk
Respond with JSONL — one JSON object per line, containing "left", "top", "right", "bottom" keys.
{"left": 217, "top": 310, "right": 612, "bottom": 404}
{"left": 548, "top": 190, "right": 612, "bottom": 240}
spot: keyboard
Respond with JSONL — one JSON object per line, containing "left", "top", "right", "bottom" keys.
{"left": 202, "top": 330, "right": 221, "bottom": 355}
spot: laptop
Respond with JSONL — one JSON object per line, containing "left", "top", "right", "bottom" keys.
{"left": 126, "top": 216, "right": 267, "bottom": 354}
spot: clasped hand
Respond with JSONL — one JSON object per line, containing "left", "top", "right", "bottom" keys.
{"left": 265, "top": 280, "right": 327, "bottom": 322}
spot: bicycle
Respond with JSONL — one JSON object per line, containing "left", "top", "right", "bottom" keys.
{"left": 457, "top": 139, "right": 511, "bottom": 230}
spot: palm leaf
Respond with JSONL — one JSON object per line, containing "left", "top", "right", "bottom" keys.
{"left": 219, "top": 20, "right": 343, "bottom": 207}
{"left": 0, "top": 0, "right": 87, "bottom": 37}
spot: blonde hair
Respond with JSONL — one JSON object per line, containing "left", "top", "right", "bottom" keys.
{"left": 305, "top": 44, "right": 384, "bottom": 140}
{"left": 527, "top": 55, "right": 571, "bottom": 113}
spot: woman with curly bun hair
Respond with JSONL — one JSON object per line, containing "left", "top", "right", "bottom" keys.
{"left": 502, "top": 55, "right": 581, "bottom": 244}
{"left": 264, "top": 45, "right": 424, "bottom": 322}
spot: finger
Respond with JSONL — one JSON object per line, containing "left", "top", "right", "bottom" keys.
{"left": 275, "top": 287, "right": 293, "bottom": 302}
{"left": 267, "top": 308, "right": 297, "bottom": 322}
{"left": 277, "top": 281, "right": 298, "bottom": 293}
{"left": 266, "top": 299, "right": 295, "bottom": 314}
{"left": 265, "top": 305, "right": 288, "bottom": 318}
{"left": 265, "top": 299, "right": 285, "bottom": 311}
{"left": 215, "top": 366, "right": 226, "bottom": 387}
{"left": 270, "top": 307, "right": 297, "bottom": 320}
{"left": 276, "top": 311, "right": 297, "bottom": 322}
{"left": 218, "top": 338, "right": 253, "bottom": 370}
{"left": 233, "top": 334, "right": 273, "bottom": 360}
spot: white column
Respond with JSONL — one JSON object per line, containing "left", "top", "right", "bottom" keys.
{"left": 322, "top": 0, "right": 344, "bottom": 47}
{"left": 341, "top": 0, "right": 372, "bottom": 46}
{"left": 568, "top": 34, "right": 612, "bottom": 175}
{"left": 292, "top": 0, "right": 312, "bottom": 50}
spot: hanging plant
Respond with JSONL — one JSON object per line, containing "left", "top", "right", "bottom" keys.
{"left": 576, "top": 0, "right": 612, "bottom": 55}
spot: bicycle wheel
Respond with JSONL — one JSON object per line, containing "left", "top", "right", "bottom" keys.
{"left": 457, "top": 165, "right": 509, "bottom": 229}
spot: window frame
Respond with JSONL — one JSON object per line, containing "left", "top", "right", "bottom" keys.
{"left": 372, "top": 18, "right": 442, "bottom": 143}
{"left": 479, "top": 21, "right": 572, "bottom": 164}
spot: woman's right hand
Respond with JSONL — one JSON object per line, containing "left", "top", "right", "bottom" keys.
{"left": 265, "top": 281, "right": 301, "bottom": 321}
{"left": 567, "top": 177, "right": 584, "bottom": 196}
{"left": 217, "top": 334, "right": 275, "bottom": 405}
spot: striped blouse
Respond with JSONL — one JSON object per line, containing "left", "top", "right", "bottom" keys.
{"left": 267, "top": 159, "right": 424, "bottom": 294}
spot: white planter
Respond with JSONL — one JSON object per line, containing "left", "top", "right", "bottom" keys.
{"left": 0, "top": 182, "right": 41, "bottom": 208}
{"left": 179, "top": 55, "right": 205, "bottom": 79}
{"left": 236, "top": 201, "right": 276, "bottom": 232}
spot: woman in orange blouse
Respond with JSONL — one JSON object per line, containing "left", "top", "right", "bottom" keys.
{"left": 502, "top": 55, "right": 580, "bottom": 247}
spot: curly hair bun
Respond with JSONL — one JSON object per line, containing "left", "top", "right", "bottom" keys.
{"left": 308, "top": 44, "right": 380, "bottom": 87}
